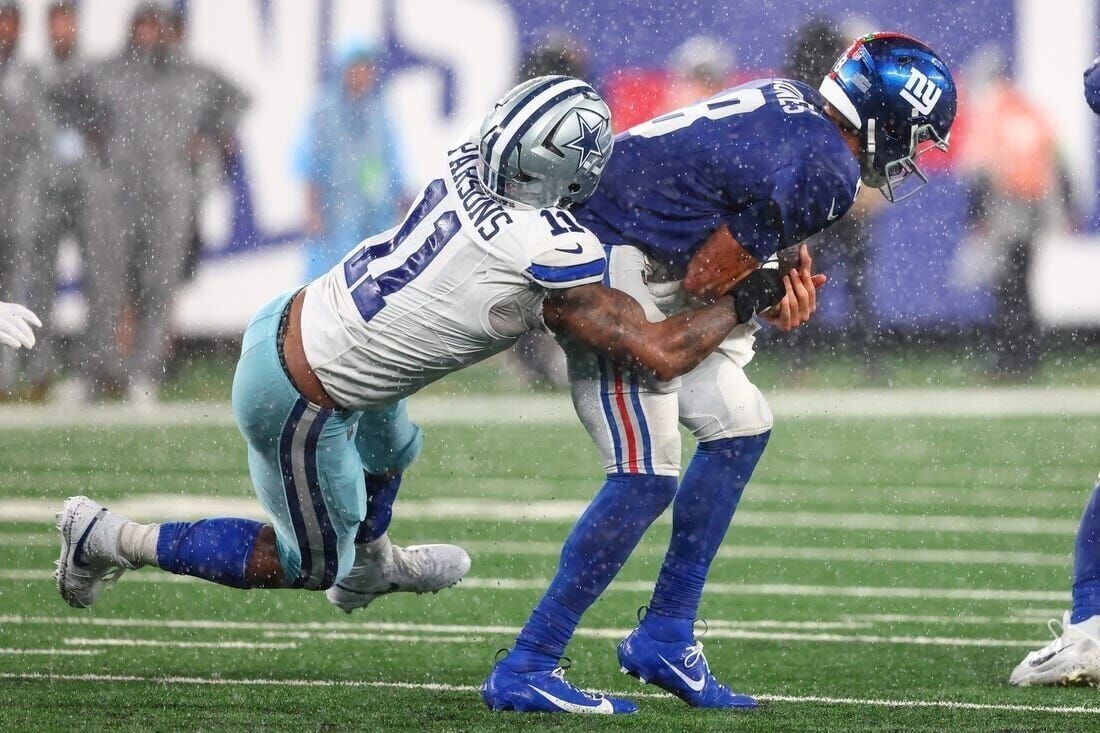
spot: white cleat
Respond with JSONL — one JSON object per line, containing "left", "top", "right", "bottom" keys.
{"left": 55, "top": 495, "right": 133, "bottom": 609}
{"left": 1010, "top": 612, "right": 1100, "bottom": 686}
{"left": 325, "top": 533, "right": 471, "bottom": 614}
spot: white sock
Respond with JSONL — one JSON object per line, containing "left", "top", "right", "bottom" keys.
{"left": 1072, "top": 614, "right": 1100, "bottom": 639}
{"left": 118, "top": 522, "right": 161, "bottom": 568}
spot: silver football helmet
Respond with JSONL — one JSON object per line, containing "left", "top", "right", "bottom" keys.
{"left": 478, "top": 75, "right": 614, "bottom": 209}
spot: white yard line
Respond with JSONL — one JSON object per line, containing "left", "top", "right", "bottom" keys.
{"left": 0, "top": 388, "right": 1098, "bottom": 429}
{"left": 0, "top": 614, "right": 1058, "bottom": 650}
{"left": 256, "top": 626, "right": 1039, "bottom": 649}
{"left": 842, "top": 613, "right": 1061, "bottom": 626}
{"left": 459, "top": 540, "right": 1068, "bottom": 566}
{"left": 456, "top": 578, "right": 1070, "bottom": 602}
{"left": 62, "top": 638, "right": 298, "bottom": 650}
{"left": 0, "top": 569, "right": 198, "bottom": 583}
{"left": 0, "top": 495, "right": 1080, "bottom": 536}
{"left": 0, "top": 533, "right": 1067, "bottom": 566}
{"left": 0, "top": 648, "right": 98, "bottom": 656}
{"left": 2, "top": 672, "right": 1098, "bottom": 716}
{"left": 258, "top": 631, "right": 485, "bottom": 644}
{"left": 0, "top": 569, "right": 1069, "bottom": 602}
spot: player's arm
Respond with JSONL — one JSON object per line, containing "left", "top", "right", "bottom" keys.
{"left": 681, "top": 224, "right": 760, "bottom": 302}
{"left": 543, "top": 269, "right": 783, "bottom": 382}
{"left": 683, "top": 225, "right": 826, "bottom": 333}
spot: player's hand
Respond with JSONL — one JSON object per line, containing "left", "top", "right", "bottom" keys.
{"left": 0, "top": 302, "right": 41, "bottom": 350}
{"left": 760, "top": 244, "right": 826, "bottom": 332}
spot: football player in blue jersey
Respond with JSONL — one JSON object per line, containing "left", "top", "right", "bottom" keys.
{"left": 1008, "top": 63, "right": 1100, "bottom": 687}
{"left": 482, "top": 33, "right": 958, "bottom": 713}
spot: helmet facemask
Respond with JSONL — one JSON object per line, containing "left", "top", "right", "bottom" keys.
{"left": 865, "top": 119, "right": 949, "bottom": 203}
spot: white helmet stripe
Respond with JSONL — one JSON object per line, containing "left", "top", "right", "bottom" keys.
{"left": 819, "top": 75, "right": 862, "bottom": 130}
{"left": 487, "top": 77, "right": 590, "bottom": 172}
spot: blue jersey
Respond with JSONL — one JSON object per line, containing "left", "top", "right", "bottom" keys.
{"left": 574, "top": 79, "right": 861, "bottom": 269}
{"left": 1086, "top": 58, "right": 1100, "bottom": 114}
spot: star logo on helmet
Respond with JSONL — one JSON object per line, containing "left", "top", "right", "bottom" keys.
{"left": 563, "top": 111, "right": 608, "bottom": 171}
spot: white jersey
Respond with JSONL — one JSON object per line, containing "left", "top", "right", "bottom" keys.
{"left": 301, "top": 140, "right": 606, "bottom": 411}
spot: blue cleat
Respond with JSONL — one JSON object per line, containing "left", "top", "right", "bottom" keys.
{"left": 617, "top": 624, "right": 759, "bottom": 709}
{"left": 481, "top": 657, "right": 638, "bottom": 714}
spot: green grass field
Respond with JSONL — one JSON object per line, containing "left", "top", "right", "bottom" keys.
{"left": 1, "top": 402, "right": 1100, "bottom": 731}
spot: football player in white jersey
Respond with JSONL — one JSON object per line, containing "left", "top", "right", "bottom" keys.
{"left": 55, "top": 77, "right": 791, "bottom": 709}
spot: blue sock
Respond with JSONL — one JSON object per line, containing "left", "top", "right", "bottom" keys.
{"left": 156, "top": 518, "right": 265, "bottom": 589}
{"left": 508, "top": 473, "right": 677, "bottom": 672}
{"left": 1072, "top": 478, "right": 1100, "bottom": 623}
{"left": 644, "top": 432, "right": 770, "bottom": 641}
{"left": 355, "top": 473, "right": 402, "bottom": 544}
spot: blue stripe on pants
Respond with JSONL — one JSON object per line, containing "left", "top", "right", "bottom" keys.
{"left": 303, "top": 404, "right": 338, "bottom": 589}
{"left": 278, "top": 397, "right": 337, "bottom": 590}
{"left": 628, "top": 371, "right": 655, "bottom": 475}
{"left": 278, "top": 398, "right": 311, "bottom": 589}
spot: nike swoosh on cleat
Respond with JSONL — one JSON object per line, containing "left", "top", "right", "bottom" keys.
{"left": 554, "top": 243, "right": 584, "bottom": 254}
{"left": 1032, "top": 645, "right": 1073, "bottom": 667}
{"left": 71, "top": 509, "right": 105, "bottom": 569}
{"left": 657, "top": 653, "right": 706, "bottom": 692}
{"left": 528, "top": 686, "right": 614, "bottom": 714}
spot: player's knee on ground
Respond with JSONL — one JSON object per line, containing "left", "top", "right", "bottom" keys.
{"left": 354, "top": 399, "right": 423, "bottom": 476}
{"left": 678, "top": 350, "right": 773, "bottom": 443}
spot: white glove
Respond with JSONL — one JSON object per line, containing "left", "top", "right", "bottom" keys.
{"left": 0, "top": 302, "right": 42, "bottom": 350}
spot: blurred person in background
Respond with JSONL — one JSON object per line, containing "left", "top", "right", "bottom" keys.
{"left": 0, "top": 0, "right": 47, "bottom": 399}
{"left": 164, "top": 8, "right": 249, "bottom": 283}
{"left": 782, "top": 18, "right": 886, "bottom": 379}
{"left": 77, "top": 3, "right": 207, "bottom": 404}
{"left": 506, "top": 33, "right": 590, "bottom": 389}
{"left": 296, "top": 42, "right": 403, "bottom": 281}
{"left": 958, "top": 45, "right": 1074, "bottom": 380}
{"left": 19, "top": 0, "right": 109, "bottom": 402}
{"left": 518, "top": 31, "right": 587, "bottom": 81}
{"left": 665, "top": 35, "right": 735, "bottom": 109}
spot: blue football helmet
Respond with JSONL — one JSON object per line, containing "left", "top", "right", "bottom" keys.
{"left": 819, "top": 32, "right": 957, "bottom": 202}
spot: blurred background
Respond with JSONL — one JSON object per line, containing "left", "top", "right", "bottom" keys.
{"left": 0, "top": 0, "right": 1097, "bottom": 403}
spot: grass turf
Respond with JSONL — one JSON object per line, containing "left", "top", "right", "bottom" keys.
{"left": 1, "top": 412, "right": 1099, "bottom": 730}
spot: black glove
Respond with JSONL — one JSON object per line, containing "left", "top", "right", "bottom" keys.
{"left": 729, "top": 268, "right": 783, "bottom": 323}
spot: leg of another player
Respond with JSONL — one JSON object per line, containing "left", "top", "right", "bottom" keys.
{"left": 1010, "top": 474, "right": 1100, "bottom": 686}
{"left": 641, "top": 432, "right": 769, "bottom": 638}
{"left": 507, "top": 472, "right": 678, "bottom": 671}
{"left": 56, "top": 492, "right": 287, "bottom": 609}
{"left": 483, "top": 349, "right": 680, "bottom": 715}
{"left": 617, "top": 350, "right": 770, "bottom": 708}
{"left": 1072, "top": 475, "right": 1100, "bottom": 626}
{"left": 57, "top": 290, "right": 362, "bottom": 608}
{"left": 353, "top": 400, "right": 424, "bottom": 544}
{"left": 325, "top": 401, "right": 470, "bottom": 614}
{"left": 483, "top": 245, "right": 675, "bottom": 714}
{"left": 127, "top": 513, "right": 277, "bottom": 587}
